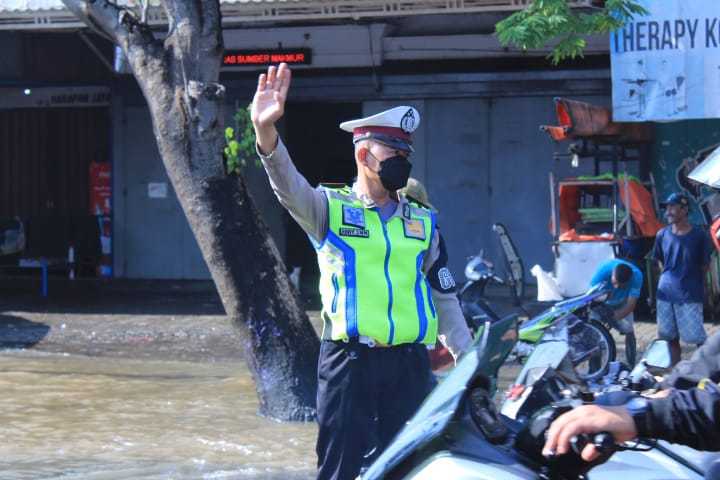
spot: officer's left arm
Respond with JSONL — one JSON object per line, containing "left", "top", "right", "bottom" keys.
{"left": 423, "top": 229, "right": 472, "bottom": 362}
{"left": 662, "top": 331, "right": 720, "bottom": 389}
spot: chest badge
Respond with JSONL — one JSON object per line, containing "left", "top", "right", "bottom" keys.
{"left": 342, "top": 205, "right": 366, "bottom": 228}
{"left": 403, "top": 218, "right": 426, "bottom": 241}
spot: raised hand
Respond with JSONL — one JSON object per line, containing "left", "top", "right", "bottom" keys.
{"left": 251, "top": 63, "right": 292, "bottom": 129}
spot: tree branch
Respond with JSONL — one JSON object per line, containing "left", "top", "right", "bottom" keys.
{"left": 197, "top": 0, "right": 223, "bottom": 82}
{"left": 159, "top": 0, "right": 222, "bottom": 84}
{"left": 61, "top": 0, "right": 165, "bottom": 76}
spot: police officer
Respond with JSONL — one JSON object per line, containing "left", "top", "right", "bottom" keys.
{"left": 251, "top": 63, "right": 472, "bottom": 480}
{"left": 543, "top": 332, "right": 720, "bottom": 461}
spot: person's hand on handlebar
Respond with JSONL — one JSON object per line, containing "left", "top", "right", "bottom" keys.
{"left": 542, "top": 405, "right": 637, "bottom": 461}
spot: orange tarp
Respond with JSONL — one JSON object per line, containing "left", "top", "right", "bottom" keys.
{"left": 540, "top": 98, "right": 653, "bottom": 143}
{"left": 559, "top": 229, "right": 615, "bottom": 242}
{"left": 558, "top": 184, "right": 581, "bottom": 235}
{"left": 618, "top": 180, "right": 664, "bottom": 237}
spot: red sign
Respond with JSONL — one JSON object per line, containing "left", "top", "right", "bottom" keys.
{"left": 89, "top": 162, "right": 112, "bottom": 215}
{"left": 222, "top": 49, "right": 312, "bottom": 67}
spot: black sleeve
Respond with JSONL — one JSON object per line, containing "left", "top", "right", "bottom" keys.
{"left": 427, "top": 232, "right": 457, "bottom": 293}
{"left": 648, "top": 386, "right": 720, "bottom": 450}
{"left": 663, "top": 331, "right": 720, "bottom": 389}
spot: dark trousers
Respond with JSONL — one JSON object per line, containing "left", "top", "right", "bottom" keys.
{"left": 315, "top": 339, "right": 433, "bottom": 480}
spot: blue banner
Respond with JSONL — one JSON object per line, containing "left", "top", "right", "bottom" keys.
{"left": 611, "top": 0, "right": 720, "bottom": 122}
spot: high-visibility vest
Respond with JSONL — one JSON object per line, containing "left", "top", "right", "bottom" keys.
{"left": 316, "top": 186, "right": 438, "bottom": 345}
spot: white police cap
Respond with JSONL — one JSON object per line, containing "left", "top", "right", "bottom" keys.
{"left": 339, "top": 106, "right": 420, "bottom": 152}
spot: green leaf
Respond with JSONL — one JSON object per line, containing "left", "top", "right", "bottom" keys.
{"left": 224, "top": 102, "right": 260, "bottom": 174}
{"left": 495, "top": 0, "right": 647, "bottom": 63}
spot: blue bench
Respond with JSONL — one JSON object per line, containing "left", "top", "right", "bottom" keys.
{"left": 1, "top": 258, "right": 68, "bottom": 297}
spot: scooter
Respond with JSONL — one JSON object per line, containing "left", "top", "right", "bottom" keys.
{"left": 460, "top": 250, "right": 616, "bottom": 382}
{"left": 360, "top": 316, "right": 710, "bottom": 480}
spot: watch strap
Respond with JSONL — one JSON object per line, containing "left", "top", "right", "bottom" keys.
{"left": 628, "top": 398, "right": 653, "bottom": 437}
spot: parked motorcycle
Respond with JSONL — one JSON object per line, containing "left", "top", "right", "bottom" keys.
{"left": 361, "top": 316, "right": 711, "bottom": 480}
{"left": 460, "top": 250, "right": 616, "bottom": 382}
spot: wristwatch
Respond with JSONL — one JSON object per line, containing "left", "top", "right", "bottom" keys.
{"left": 625, "top": 396, "right": 653, "bottom": 438}
{"left": 257, "top": 146, "right": 276, "bottom": 161}
{"left": 256, "top": 139, "right": 279, "bottom": 162}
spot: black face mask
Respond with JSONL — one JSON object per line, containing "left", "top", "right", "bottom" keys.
{"left": 377, "top": 155, "right": 412, "bottom": 192}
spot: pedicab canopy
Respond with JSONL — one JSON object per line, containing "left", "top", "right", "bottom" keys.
{"left": 557, "top": 175, "right": 664, "bottom": 242}
{"left": 540, "top": 97, "right": 663, "bottom": 243}
{"left": 540, "top": 97, "right": 652, "bottom": 144}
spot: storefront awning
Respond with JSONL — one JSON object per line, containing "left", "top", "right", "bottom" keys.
{"left": 0, "top": 0, "right": 594, "bottom": 30}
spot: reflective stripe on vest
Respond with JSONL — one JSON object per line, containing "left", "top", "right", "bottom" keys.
{"left": 316, "top": 186, "right": 438, "bottom": 345}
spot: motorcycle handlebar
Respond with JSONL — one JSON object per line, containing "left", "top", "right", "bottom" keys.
{"left": 515, "top": 397, "right": 620, "bottom": 478}
{"left": 570, "top": 432, "right": 616, "bottom": 457}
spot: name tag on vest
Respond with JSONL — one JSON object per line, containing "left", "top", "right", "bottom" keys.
{"left": 403, "top": 219, "right": 426, "bottom": 240}
{"left": 340, "top": 227, "right": 370, "bottom": 238}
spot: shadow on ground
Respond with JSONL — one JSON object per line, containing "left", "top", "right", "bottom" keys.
{"left": 0, "top": 278, "right": 225, "bottom": 316}
{"left": 0, "top": 313, "right": 50, "bottom": 348}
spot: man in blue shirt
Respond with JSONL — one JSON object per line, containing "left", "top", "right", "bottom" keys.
{"left": 590, "top": 258, "right": 643, "bottom": 364}
{"left": 654, "top": 192, "right": 714, "bottom": 364}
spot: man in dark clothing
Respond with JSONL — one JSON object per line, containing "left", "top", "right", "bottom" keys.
{"left": 544, "top": 331, "right": 720, "bottom": 461}
{"left": 653, "top": 192, "right": 714, "bottom": 363}
{"left": 663, "top": 327, "right": 720, "bottom": 389}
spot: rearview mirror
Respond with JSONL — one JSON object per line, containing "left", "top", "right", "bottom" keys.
{"left": 643, "top": 340, "right": 673, "bottom": 371}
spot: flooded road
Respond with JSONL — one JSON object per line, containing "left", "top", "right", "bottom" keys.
{"left": 0, "top": 350, "right": 317, "bottom": 480}
{"left": 0, "top": 280, "right": 682, "bottom": 480}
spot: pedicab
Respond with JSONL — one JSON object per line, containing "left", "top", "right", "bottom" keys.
{"left": 541, "top": 98, "right": 663, "bottom": 301}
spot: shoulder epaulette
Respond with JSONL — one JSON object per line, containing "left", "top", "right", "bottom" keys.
{"left": 319, "top": 183, "right": 350, "bottom": 191}
{"left": 405, "top": 194, "right": 431, "bottom": 210}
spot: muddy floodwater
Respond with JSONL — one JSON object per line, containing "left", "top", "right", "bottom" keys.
{"left": 0, "top": 349, "right": 317, "bottom": 480}
{"left": 0, "top": 280, "right": 687, "bottom": 480}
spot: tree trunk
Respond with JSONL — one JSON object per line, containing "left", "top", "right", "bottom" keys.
{"left": 61, "top": 0, "right": 319, "bottom": 421}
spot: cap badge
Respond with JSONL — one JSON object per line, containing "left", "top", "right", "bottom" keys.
{"left": 400, "top": 109, "right": 416, "bottom": 134}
